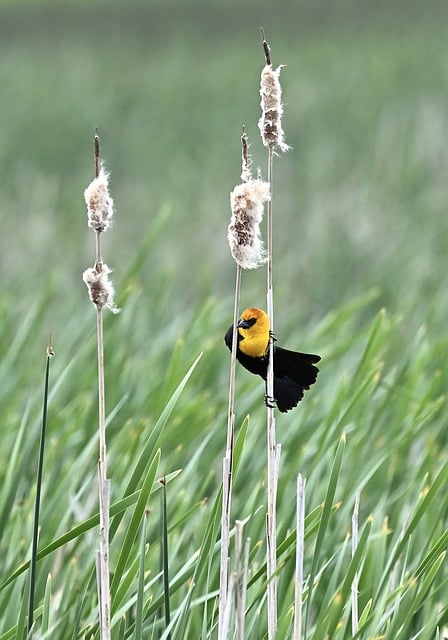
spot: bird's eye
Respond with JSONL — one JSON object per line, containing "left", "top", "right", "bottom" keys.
{"left": 238, "top": 316, "right": 257, "bottom": 329}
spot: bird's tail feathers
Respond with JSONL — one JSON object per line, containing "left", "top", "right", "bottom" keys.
{"left": 274, "top": 346, "right": 320, "bottom": 388}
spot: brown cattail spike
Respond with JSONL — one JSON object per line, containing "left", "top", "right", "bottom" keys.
{"left": 260, "top": 27, "right": 271, "bottom": 66}
{"left": 83, "top": 262, "right": 119, "bottom": 312}
{"left": 84, "top": 165, "right": 114, "bottom": 232}
{"left": 258, "top": 34, "right": 289, "bottom": 153}
{"left": 240, "top": 130, "right": 252, "bottom": 184}
{"left": 228, "top": 132, "right": 270, "bottom": 269}
{"left": 94, "top": 130, "right": 100, "bottom": 179}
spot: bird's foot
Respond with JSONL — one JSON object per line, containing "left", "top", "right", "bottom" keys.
{"left": 264, "top": 394, "right": 276, "bottom": 409}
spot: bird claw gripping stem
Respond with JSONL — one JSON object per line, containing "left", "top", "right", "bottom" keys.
{"left": 264, "top": 394, "right": 276, "bottom": 409}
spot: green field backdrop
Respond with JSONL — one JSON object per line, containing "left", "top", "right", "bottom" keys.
{"left": 1, "top": 1, "right": 448, "bottom": 638}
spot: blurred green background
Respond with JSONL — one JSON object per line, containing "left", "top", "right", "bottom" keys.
{"left": 1, "top": 0, "right": 448, "bottom": 635}
{"left": 1, "top": 0, "right": 447, "bottom": 331}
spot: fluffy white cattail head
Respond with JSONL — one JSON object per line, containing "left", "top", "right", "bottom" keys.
{"left": 84, "top": 166, "right": 114, "bottom": 232}
{"left": 83, "top": 262, "right": 119, "bottom": 312}
{"left": 258, "top": 63, "right": 289, "bottom": 152}
{"left": 228, "top": 179, "right": 270, "bottom": 269}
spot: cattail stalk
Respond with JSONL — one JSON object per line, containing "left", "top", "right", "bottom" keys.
{"left": 219, "top": 132, "right": 244, "bottom": 640}
{"left": 220, "top": 131, "right": 269, "bottom": 638}
{"left": 265, "top": 142, "right": 278, "bottom": 639}
{"left": 83, "top": 131, "right": 117, "bottom": 640}
{"left": 259, "top": 29, "right": 289, "bottom": 638}
{"left": 218, "top": 267, "right": 239, "bottom": 639}
{"left": 294, "top": 474, "right": 306, "bottom": 640}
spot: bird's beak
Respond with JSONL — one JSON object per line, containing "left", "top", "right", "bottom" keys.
{"left": 237, "top": 319, "right": 251, "bottom": 329}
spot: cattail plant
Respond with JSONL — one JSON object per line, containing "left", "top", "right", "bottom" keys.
{"left": 82, "top": 132, "right": 118, "bottom": 640}
{"left": 258, "top": 29, "right": 289, "bottom": 638}
{"left": 219, "top": 131, "right": 270, "bottom": 639}
{"left": 228, "top": 134, "right": 270, "bottom": 270}
{"left": 258, "top": 34, "right": 289, "bottom": 154}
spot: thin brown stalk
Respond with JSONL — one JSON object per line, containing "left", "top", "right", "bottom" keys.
{"left": 258, "top": 29, "right": 289, "bottom": 637}
{"left": 97, "top": 311, "right": 111, "bottom": 640}
{"left": 221, "top": 570, "right": 235, "bottom": 640}
{"left": 94, "top": 144, "right": 111, "bottom": 640}
{"left": 265, "top": 143, "right": 278, "bottom": 640}
{"left": 222, "top": 127, "right": 265, "bottom": 638}
{"left": 218, "top": 263, "right": 241, "bottom": 639}
{"left": 83, "top": 131, "right": 115, "bottom": 640}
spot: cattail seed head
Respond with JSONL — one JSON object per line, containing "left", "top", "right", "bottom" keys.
{"left": 258, "top": 64, "right": 289, "bottom": 152}
{"left": 84, "top": 165, "right": 114, "bottom": 232}
{"left": 83, "top": 262, "right": 119, "bottom": 312}
{"left": 240, "top": 131, "right": 252, "bottom": 184}
{"left": 228, "top": 179, "right": 270, "bottom": 269}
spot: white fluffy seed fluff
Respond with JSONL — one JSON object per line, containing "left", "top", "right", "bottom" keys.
{"left": 83, "top": 263, "right": 119, "bottom": 312}
{"left": 84, "top": 166, "right": 114, "bottom": 232}
{"left": 228, "top": 179, "right": 270, "bottom": 269}
{"left": 258, "top": 64, "right": 289, "bottom": 152}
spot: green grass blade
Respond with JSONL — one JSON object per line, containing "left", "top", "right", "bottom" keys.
{"left": 135, "top": 512, "right": 147, "bottom": 640}
{"left": 0, "top": 492, "right": 140, "bottom": 593}
{"left": 41, "top": 573, "right": 51, "bottom": 636}
{"left": 28, "top": 347, "right": 53, "bottom": 635}
{"left": 374, "top": 462, "right": 448, "bottom": 601}
{"left": 15, "top": 575, "right": 28, "bottom": 640}
{"left": 305, "top": 433, "right": 346, "bottom": 633}
{"left": 0, "top": 405, "right": 29, "bottom": 543}
{"left": 316, "top": 515, "right": 372, "bottom": 639}
{"left": 110, "top": 353, "right": 202, "bottom": 540}
{"left": 117, "top": 614, "right": 126, "bottom": 640}
{"left": 110, "top": 449, "right": 161, "bottom": 607}
{"left": 160, "top": 479, "right": 171, "bottom": 639}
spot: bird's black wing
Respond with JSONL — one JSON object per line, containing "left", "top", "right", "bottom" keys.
{"left": 273, "top": 346, "right": 320, "bottom": 412}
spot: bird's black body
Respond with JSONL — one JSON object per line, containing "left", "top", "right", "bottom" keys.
{"left": 224, "top": 313, "right": 320, "bottom": 412}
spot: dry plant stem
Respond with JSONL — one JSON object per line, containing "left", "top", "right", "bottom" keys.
{"left": 235, "top": 520, "right": 249, "bottom": 640}
{"left": 97, "top": 307, "right": 111, "bottom": 640}
{"left": 294, "top": 475, "right": 306, "bottom": 640}
{"left": 351, "top": 491, "right": 361, "bottom": 636}
{"left": 218, "top": 263, "right": 242, "bottom": 640}
{"left": 221, "top": 571, "right": 235, "bottom": 640}
{"left": 266, "top": 145, "right": 278, "bottom": 639}
{"left": 93, "top": 134, "right": 111, "bottom": 640}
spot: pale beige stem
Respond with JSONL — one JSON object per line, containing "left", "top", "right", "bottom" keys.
{"left": 235, "top": 520, "right": 250, "bottom": 640}
{"left": 218, "top": 263, "right": 242, "bottom": 640}
{"left": 93, "top": 133, "right": 111, "bottom": 640}
{"left": 266, "top": 145, "right": 278, "bottom": 639}
{"left": 294, "top": 474, "right": 306, "bottom": 640}
{"left": 96, "top": 304, "right": 110, "bottom": 640}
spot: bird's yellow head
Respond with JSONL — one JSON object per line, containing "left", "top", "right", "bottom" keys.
{"left": 237, "top": 307, "right": 270, "bottom": 358}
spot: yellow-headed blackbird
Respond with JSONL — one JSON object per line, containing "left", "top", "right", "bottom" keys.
{"left": 225, "top": 307, "right": 320, "bottom": 412}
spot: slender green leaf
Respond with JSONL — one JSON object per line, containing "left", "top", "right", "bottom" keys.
{"left": 135, "top": 513, "right": 147, "bottom": 640}
{"left": 110, "top": 449, "right": 161, "bottom": 605}
{"left": 306, "top": 433, "right": 346, "bottom": 632}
